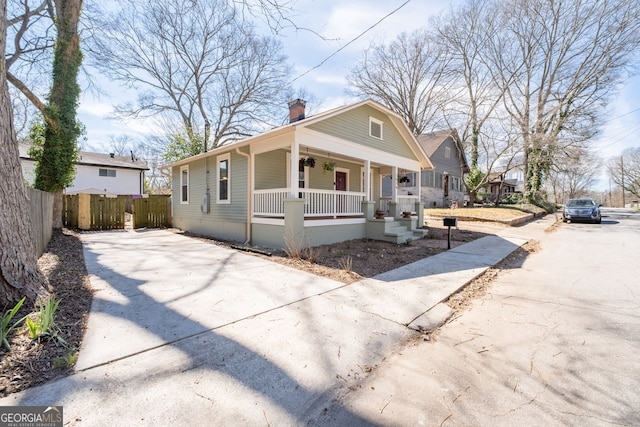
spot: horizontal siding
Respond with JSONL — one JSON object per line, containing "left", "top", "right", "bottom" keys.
{"left": 307, "top": 105, "right": 417, "bottom": 161}
{"left": 255, "top": 150, "right": 287, "bottom": 190}
{"left": 430, "top": 137, "right": 464, "bottom": 178}
{"left": 255, "top": 151, "right": 366, "bottom": 192}
{"left": 172, "top": 150, "right": 248, "bottom": 226}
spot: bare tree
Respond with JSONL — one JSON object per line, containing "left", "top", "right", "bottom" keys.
{"left": 431, "top": 0, "right": 517, "bottom": 206}
{"left": 432, "top": 0, "right": 508, "bottom": 167}
{"left": 497, "top": 0, "right": 640, "bottom": 200}
{"left": 347, "top": 29, "right": 453, "bottom": 135}
{"left": 608, "top": 147, "right": 640, "bottom": 200}
{"left": 6, "top": 0, "right": 55, "bottom": 118}
{"left": 106, "top": 134, "right": 133, "bottom": 156}
{"left": 90, "top": 0, "right": 291, "bottom": 156}
{"left": 547, "top": 147, "right": 602, "bottom": 203}
{"left": 1, "top": 0, "right": 49, "bottom": 306}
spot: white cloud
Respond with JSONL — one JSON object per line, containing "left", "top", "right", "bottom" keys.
{"left": 78, "top": 101, "right": 113, "bottom": 118}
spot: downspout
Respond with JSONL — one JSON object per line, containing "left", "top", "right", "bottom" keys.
{"left": 236, "top": 148, "right": 251, "bottom": 244}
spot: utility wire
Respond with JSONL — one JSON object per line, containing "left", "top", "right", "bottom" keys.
{"left": 289, "top": 0, "right": 412, "bottom": 85}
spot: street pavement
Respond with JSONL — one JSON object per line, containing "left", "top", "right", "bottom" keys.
{"left": 321, "top": 208, "right": 640, "bottom": 426}
{"left": 0, "top": 215, "right": 555, "bottom": 426}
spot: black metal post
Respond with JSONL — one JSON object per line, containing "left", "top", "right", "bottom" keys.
{"left": 443, "top": 217, "right": 457, "bottom": 250}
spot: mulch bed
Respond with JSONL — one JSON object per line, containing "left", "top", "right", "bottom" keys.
{"left": 0, "top": 229, "right": 93, "bottom": 398}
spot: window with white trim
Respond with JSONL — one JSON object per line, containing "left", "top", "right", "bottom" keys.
{"left": 444, "top": 147, "right": 451, "bottom": 159}
{"left": 369, "top": 117, "right": 383, "bottom": 139}
{"left": 217, "top": 153, "right": 230, "bottom": 203}
{"left": 180, "top": 165, "right": 189, "bottom": 204}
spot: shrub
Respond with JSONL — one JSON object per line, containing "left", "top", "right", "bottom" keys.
{"left": 502, "top": 192, "right": 525, "bottom": 205}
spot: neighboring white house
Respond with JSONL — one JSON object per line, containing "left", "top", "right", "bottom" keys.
{"left": 19, "top": 144, "right": 149, "bottom": 195}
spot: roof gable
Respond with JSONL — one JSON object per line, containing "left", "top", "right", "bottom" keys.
{"left": 166, "top": 99, "right": 433, "bottom": 170}
{"left": 417, "top": 130, "right": 469, "bottom": 172}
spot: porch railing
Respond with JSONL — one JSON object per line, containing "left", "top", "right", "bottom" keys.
{"left": 379, "top": 195, "right": 419, "bottom": 213}
{"left": 253, "top": 188, "right": 365, "bottom": 217}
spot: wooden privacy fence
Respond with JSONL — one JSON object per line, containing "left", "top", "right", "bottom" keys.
{"left": 63, "top": 194, "right": 79, "bottom": 228}
{"left": 132, "top": 195, "right": 171, "bottom": 229}
{"left": 90, "top": 195, "right": 126, "bottom": 230}
{"left": 63, "top": 194, "right": 171, "bottom": 231}
{"left": 28, "top": 187, "right": 54, "bottom": 257}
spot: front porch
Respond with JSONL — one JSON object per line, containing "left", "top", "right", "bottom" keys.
{"left": 246, "top": 123, "right": 431, "bottom": 248}
{"left": 253, "top": 188, "right": 421, "bottom": 220}
{"left": 250, "top": 189, "right": 426, "bottom": 247}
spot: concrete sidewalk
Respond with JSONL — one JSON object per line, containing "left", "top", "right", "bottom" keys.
{"left": 0, "top": 216, "right": 555, "bottom": 426}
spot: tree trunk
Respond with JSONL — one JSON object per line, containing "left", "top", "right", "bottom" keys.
{"left": 468, "top": 190, "right": 477, "bottom": 208}
{"left": 52, "top": 191, "right": 63, "bottom": 229}
{"left": 0, "top": 2, "right": 49, "bottom": 306}
{"left": 34, "top": 0, "right": 83, "bottom": 228}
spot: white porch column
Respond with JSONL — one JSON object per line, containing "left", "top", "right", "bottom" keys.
{"left": 416, "top": 168, "right": 421, "bottom": 197}
{"left": 289, "top": 142, "right": 299, "bottom": 198}
{"left": 392, "top": 166, "right": 398, "bottom": 203}
{"left": 364, "top": 159, "right": 371, "bottom": 201}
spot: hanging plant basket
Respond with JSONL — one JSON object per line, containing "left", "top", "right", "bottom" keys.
{"left": 399, "top": 176, "right": 410, "bottom": 184}
{"left": 299, "top": 157, "right": 316, "bottom": 168}
{"left": 323, "top": 162, "right": 335, "bottom": 173}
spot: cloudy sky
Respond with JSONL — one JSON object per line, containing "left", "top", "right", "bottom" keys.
{"left": 77, "top": 0, "right": 639, "bottom": 189}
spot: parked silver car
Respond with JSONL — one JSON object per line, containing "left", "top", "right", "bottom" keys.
{"left": 562, "top": 198, "right": 601, "bottom": 224}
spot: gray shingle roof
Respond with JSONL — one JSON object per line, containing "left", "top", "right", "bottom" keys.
{"left": 19, "top": 144, "right": 148, "bottom": 171}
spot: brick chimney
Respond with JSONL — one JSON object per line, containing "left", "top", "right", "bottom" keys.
{"left": 288, "top": 99, "right": 306, "bottom": 123}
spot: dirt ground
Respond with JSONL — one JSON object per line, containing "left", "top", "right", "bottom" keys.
{"left": 249, "top": 220, "right": 505, "bottom": 284}
{"left": 0, "top": 218, "right": 523, "bottom": 398}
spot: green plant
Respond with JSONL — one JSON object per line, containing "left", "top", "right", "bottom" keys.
{"left": 322, "top": 162, "right": 335, "bottom": 173}
{"left": 54, "top": 348, "right": 78, "bottom": 369}
{"left": 26, "top": 297, "right": 60, "bottom": 340}
{"left": 502, "top": 192, "right": 525, "bottom": 204}
{"left": 1, "top": 297, "right": 26, "bottom": 351}
{"left": 300, "top": 157, "right": 316, "bottom": 168}
{"left": 405, "top": 238, "right": 413, "bottom": 246}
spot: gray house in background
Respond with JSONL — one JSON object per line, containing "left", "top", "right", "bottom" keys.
{"left": 383, "top": 130, "right": 469, "bottom": 208}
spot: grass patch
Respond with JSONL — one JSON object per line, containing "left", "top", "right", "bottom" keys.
{"left": 425, "top": 207, "right": 528, "bottom": 221}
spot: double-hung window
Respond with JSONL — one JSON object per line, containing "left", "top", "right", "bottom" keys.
{"left": 180, "top": 165, "right": 189, "bottom": 204}
{"left": 217, "top": 154, "right": 230, "bottom": 204}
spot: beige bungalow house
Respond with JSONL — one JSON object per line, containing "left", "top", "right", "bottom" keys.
{"left": 166, "top": 99, "right": 434, "bottom": 249}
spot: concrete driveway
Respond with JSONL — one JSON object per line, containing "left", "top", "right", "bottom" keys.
{"left": 0, "top": 221, "right": 548, "bottom": 425}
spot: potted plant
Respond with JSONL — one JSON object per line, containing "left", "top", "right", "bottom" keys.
{"left": 300, "top": 157, "right": 316, "bottom": 168}
{"left": 375, "top": 209, "right": 386, "bottom": 219}
{"left": 323, "top": 161, "right": 335, "bottom": 173}
{"left": 399, "top": 176, "right": 410, "bottom": 184}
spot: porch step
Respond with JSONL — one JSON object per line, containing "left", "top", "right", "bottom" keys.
{"left": 413, "top": 228, "right": 428, "bottom": 238}
{"left": 382, "top": 221, "right": 425, "bottom": 244}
